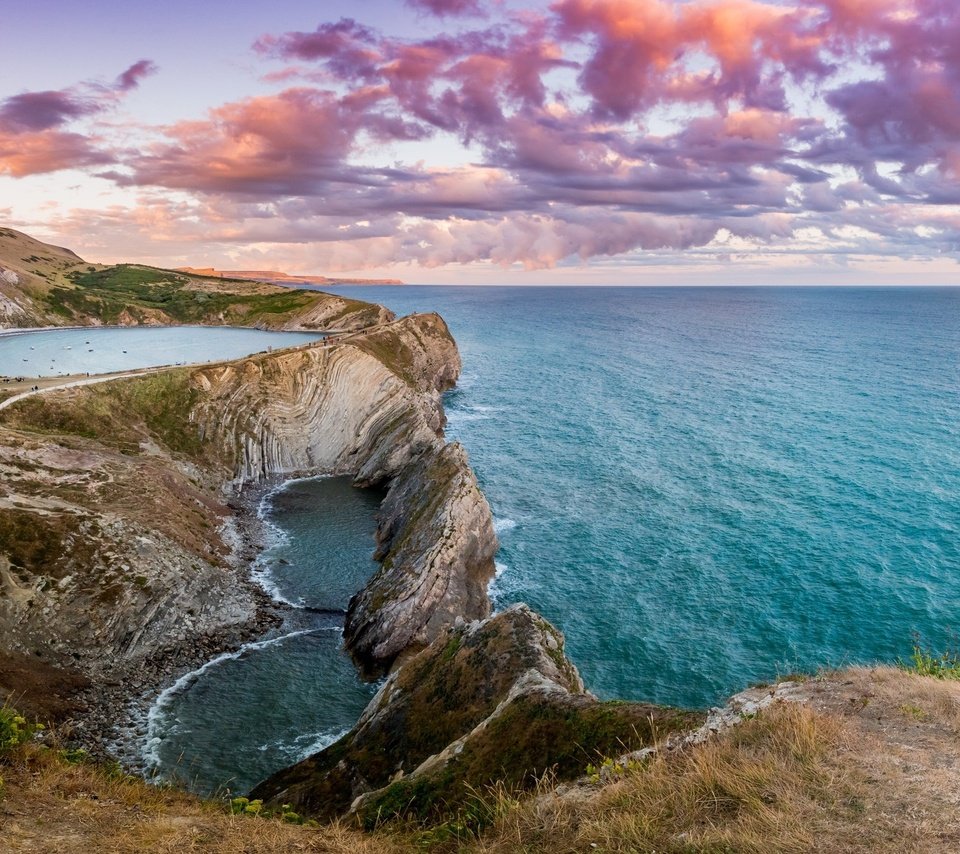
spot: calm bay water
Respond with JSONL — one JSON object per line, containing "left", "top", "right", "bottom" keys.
{"left": 145, "top": 478, "right": 381, "bottom": 795}
{"left": 146, "top": 286, "right": 960, "bottom": 793}
{"left": 0, "top": 325, "right": 323, "bottom": 377}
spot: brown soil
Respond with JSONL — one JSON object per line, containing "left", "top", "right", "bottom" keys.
{"left": 0, "top": 652, "right": 89, "bottom": 723}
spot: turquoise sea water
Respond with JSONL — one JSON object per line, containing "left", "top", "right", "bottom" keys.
{"left": 325, "top": 286, "right": 960, "bottom": 709}
{"left": 0, "top": 326, "right": 324, "bottom": 377}
{"left": 147, "top": 286, "right": 960, "bottom": 793}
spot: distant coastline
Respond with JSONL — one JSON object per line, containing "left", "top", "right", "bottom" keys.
{"left": 175, "top": 266, "right": 405, "bottom": 287}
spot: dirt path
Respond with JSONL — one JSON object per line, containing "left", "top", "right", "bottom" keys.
{"left": 0, "top": 368, "right": 167, "bottom": 411}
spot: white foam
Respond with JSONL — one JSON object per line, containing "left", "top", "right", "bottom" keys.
{"left": 258, "top": 726, "right": 352, "bottom": 762}
{"left": 494, "top": 517, "right": 517, "bottom": 534}
{"left": 142, "top": 628, "right": 320, "bottom": 774}
{"left": 487, "top": 560, "right": 509, "bottom": 609}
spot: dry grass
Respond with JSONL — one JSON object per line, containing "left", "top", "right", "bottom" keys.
{"left": 0, "top": 742, "right": 406, "bottom": 853}
{"left": 6, "top": 669, "right": 960, "bottom": 852}
{"left": 464, "top": 668, "right": 960, "bottom": 854}
{"left": 465, "top": 702, "right": 852, "bottom": 854}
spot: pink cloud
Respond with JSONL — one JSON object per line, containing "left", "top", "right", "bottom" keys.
{"left": 0, "top": 61, "right": 157, "bottom": 177}
{"left": 116, "top": 88, "right": 366, "bottom": 194}
{"left": 8, "top": 2, "right": 960, "bottom": 272}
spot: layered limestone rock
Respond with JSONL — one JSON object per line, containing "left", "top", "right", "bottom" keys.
{"left": 344, "top": 441, "right": 497, "bottom": 675}
{"left": 277, "top": 296, "right": 393, "bottom": 332}
{"left": 0, "top": 310, "right": 491, "bottom": 693}
{"left": 252, "top": 605, "right": 701, "bottom": 822}
{"left": 188, "top": 314, "right": 459, "bottom": 486}
{"left": 186, "top": 312, "right": 497, "bottom": 673}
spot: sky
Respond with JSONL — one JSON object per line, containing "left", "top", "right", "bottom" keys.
{"left": 2, "top": 0, "right": 959, "bottom": 284}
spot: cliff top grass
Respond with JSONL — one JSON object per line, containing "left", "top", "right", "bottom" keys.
{"left": 5, "top": 667, "right": 960, "bottom": 852}
{"left": 0, "top": 369, "right": 212, "bottom": 462}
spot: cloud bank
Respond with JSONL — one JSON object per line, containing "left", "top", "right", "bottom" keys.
{"left": 4, "top": 1, "right": 960, "bottom": 275}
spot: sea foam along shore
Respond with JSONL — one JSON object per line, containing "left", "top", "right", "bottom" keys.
{"left": 93, "top": 481, "right": 293, "bottom": 777}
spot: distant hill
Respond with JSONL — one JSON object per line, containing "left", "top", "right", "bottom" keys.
{"left": 0, "top": 227, "right": 392, "bottom": 331}
{"left": 176, "top": 267, "right": 405, "bottom": 287}
{"left": 0, "top": 227, "right": 93, "bottom": 326}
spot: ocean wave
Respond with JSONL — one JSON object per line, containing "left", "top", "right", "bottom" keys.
{"left": 142, "top": 628, "right": 331, "bottom": 774}
{"left": 487, "top": 560, "right": 509, "bottom": 608}
{"left": 494, "top": 517, "right": 517, "bottom": 534}
{"left": 445, "top": 403, "right": 502, "bottom": 429}
{"left": 257, "top": 726, "right": 352, "bottom": 762}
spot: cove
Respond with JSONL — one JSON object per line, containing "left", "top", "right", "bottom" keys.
{"left": 0, "top": 326, "right": 325, "bottom": 378}
{"left": 144, "top": 477, "right": 383, "bottom": 796}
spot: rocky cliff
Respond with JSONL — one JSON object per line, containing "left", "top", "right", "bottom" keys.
{"left": 252, "top": 605, "right": 701, "bottom": 823}
{"left": 345, "top": 441, "right": 496, "bottom": 675}
{"left": 0, "top": 309, "right": 497, "bottom": 741}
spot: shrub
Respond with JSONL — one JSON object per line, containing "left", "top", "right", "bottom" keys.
{"left": 0, "top": 706, "right": 41, "bottom": 753}
{"left": 901, "top": 634, "right": 960, "bottom": 680}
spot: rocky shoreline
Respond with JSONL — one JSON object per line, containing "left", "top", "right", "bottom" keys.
{"left": 72, "top": 482, "right": 289, "bottom": 772}
{"left": 1, "top": 298, "right": 678, "bottom": 825}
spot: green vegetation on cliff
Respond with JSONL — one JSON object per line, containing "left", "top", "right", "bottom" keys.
{"left": 0, "top": 370, "right": 212, "bottom": 461}
{"left": 44, "top": 264, "right": 352, "bottom": 327}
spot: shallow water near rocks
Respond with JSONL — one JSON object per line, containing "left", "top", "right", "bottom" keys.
{"left": 145, "top": 477, "right": 381, "bottom": 795}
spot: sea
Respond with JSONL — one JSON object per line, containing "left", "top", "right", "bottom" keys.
{"left": 17, "top": 287, "right": 953, "bottom": 796}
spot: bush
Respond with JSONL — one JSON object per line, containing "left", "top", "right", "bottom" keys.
{"left": 0, "top": 706, "right": 41, "bottom": 752}
{"left": 901, "top": 634, "right": 960, "bottom": 679}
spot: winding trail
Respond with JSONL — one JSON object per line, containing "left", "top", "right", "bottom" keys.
{"left": 0, "top": 367, "right": 167, "bottom": 411}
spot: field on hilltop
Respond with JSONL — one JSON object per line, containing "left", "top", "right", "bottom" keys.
{"left": 0, "top": 228, "right": 388, "bottom": 331}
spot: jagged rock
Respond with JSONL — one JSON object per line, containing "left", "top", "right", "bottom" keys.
{"left": 188, "top": 314, "right": 460, "bottom": 486}
{"left": 251, "top": 605, "right": 700, "bottom": 824}
{"left": 344, "top": 441, "right": 497, "bottom": 676}
{"left": 0, "top": 304, "right": 496, "bottom": 765}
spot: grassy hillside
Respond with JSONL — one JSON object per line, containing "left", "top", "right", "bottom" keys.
{"left": 0, "top": 228, "right": 387, "bottom": 330}
{"left": 4, "top": 666, "right": 960, "bottom": 852}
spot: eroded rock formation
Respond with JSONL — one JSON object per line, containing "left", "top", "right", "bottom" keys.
{"left": 0, "top": 309, "right": 496, "bottom": 730}
{"left": 252, "top": 605, "right": 701, "bottom": 822}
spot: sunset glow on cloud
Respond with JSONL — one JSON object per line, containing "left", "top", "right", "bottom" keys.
{"left": 2, "top": 0, "right": 959, "bottom": 282}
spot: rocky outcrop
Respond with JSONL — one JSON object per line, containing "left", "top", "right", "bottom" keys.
{"left": 278, "top": 296, "right": 393, "bottom": 332}
{"left": 0, "top": 433, "right": 259, "bottom": 675}
{"left": 188, "top": 315, "right": 458, "bottom": 486}
{"left": 0, "top": 309, "right": 492, "bottom": 703}
{"left": 252, "top": 605, "right": 701, "bottom": 822}
{"left": 185, "top": 312, "right": 497, "bottom": 673}
{"left": 345, "top": 441, "right": 497, "bottom": 675}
